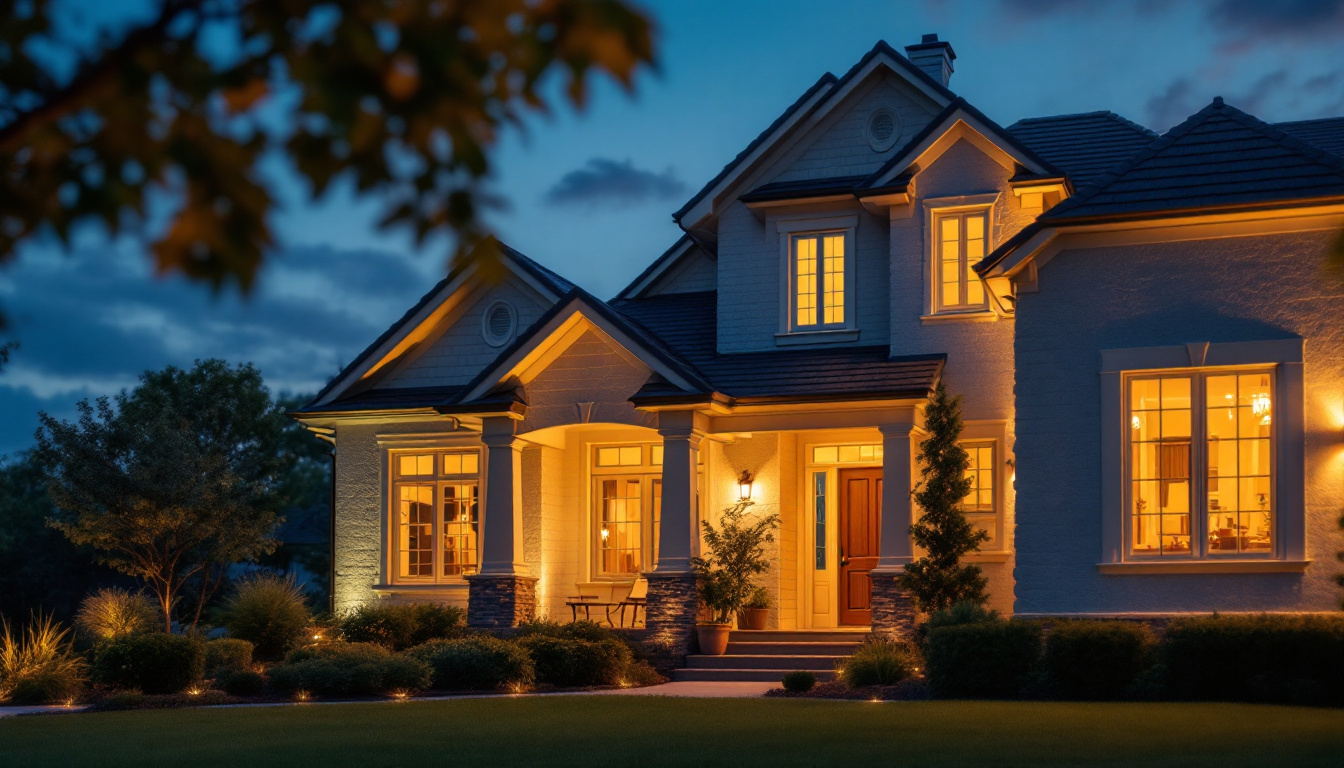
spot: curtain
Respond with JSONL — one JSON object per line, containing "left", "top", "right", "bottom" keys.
{"left": 1158, "top": 440, "right": 1190, "bottom": 507}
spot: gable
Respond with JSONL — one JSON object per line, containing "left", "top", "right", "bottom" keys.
{"left": 521, "top": 329, "right": 655, "bottom": 431}
{"left": 377, "top": 278, "right": 551, "bottom": 389}
{"left": 641, "top": 246, "right": 716, "bottom": 296}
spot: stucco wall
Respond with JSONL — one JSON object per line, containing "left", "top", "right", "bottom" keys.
{"left": 1014, "top": 230, "right": 1344, "bottom": 614}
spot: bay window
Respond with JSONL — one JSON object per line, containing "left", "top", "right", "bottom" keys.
{"left": 391, "top": 450, "right": 480, "bottom": 582}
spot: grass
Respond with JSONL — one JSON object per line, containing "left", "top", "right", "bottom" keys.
{"left": 1, "top": 697, "right": 1342, "bottom": 767}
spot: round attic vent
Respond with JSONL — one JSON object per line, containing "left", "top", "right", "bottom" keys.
{"left": 865, "top": 107, "right": 900, "bottom": 152}
{"left": 481, "top": 300, "right": 517, "bottom": 347}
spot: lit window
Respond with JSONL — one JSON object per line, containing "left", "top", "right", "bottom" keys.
{"left": 934, "top": 210, "right": 989, "bottom": 312}
{"left": 598, "top": 478, "right": 643, "bottom": 576}
{"left": 596, "top": 445, "right": 643, "bottom": 467}
{"left": 1126, "top": 371, "right": 1273, "bottom": 558}
{"left": 811, "top": 444, "right": 883, "bottom": 464}
{"left": 391, "top": 449, "right": 481, "bottom": 582}
{"left": 961, "top": 443, "right": 995, "bottom": 513}
{"left": 792, "top": 232, "right": 846, "bottom": 329}
{"left": 591, "top": 443, "right": 680, "bottom": 577}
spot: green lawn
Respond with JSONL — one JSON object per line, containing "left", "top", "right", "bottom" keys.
{"left": 1, "top": 697, "right": 1341, "bottom": 768}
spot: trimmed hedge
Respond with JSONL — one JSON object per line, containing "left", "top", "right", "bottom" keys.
{"left": 340, "top": 603, "right": 465, "bottom": 651}
{"left": 515, "top": 635, "right": 629, "bottom": 688}
{"left": 405, "top": 636, "right": 534, "bottom": 691}
{"left": 1162, "top": 614, "right": 1344, "bottom": 706}
{"left": 924, "top": 620, "right": 1041, "bottom": 699}
{"left": 267, "top": 642, "right": 431, "bottom": 696}
{"left": 1043, "top": 620, "right": 1154, "bottom": 700}
{"left": 203, "top": 638, "right": 254, "bottom": 675}
{"left": 92, "top": 634, "right": 205, "bottom": 695}
{"left": 212, "top": 667, "right": 267, "bottom": 696}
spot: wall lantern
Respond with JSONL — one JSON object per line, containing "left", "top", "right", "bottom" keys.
{"left": 737, "top": 470, "right": 755, "bottom": 501}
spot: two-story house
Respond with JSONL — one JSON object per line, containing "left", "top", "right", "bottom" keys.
{"left": 294, "top": 36, "right": 1344, "bottom": 661}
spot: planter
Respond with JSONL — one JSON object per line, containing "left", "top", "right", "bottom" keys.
{"left": 740, "top": 608, "right": 769, "bottom": 631}
{"left": 696, "top": 623, "right": 732, "bottom": 655}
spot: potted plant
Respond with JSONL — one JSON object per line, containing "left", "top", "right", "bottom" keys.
{"left": 739, "top": 587, "right": 771, "bottom": 631}
{"left": 691, "top": 500, "right": 779, "bottom": 655}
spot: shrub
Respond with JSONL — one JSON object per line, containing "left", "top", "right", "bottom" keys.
{"left": 213, "top": 667, "right": 267, "bottom": 697}
{"left": 1161, "top": 614, "right": 1344, "bottom": 706}
{"left": 926, "top": 601, "right": 1000, "bottom": 631}
{"left": 339, "top": 602, "right": 464, "bottom": 651}
{"left": 924, "top": 620, "right": 1041, "bottom": 699}
{"left": 0, "top": 614, "right": 87, "bottom": 704}
{"left": 623, "top": 659, "right": 666, "bottom": 687}
{"left": 405, "top": 636, "right": 534, "bottom": 691}
{"left": 1043, "top": 620, "right": 1154, "bottom": 700}
{"left": 92, "top": 634, "right": 204, "bottom": 694}
{"left": 267, "top": 641, "right": 431, "bottom": 696}
{"left": 839, "top": 638, "right": 919, "bottom": 688}
{"left": 516, "top": 635, "right": 630, "bottom": 688}
{"left": 218, "top": 573, "right": 312, "bottom": 661}
{"left": 204, "top": 638, "right": 254, "bottom": 675}
{"left": 74, "top": 589, "right": 159, "bottom": 642}
{"left": 782, "top": 670, "right": 816, "bottom": 693}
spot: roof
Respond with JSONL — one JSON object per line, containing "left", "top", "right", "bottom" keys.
{"left": 1040, "top": 98, "right": 1344, "bottom": 221}
{"left": 739, "top": 175, "right": 873, "bottom": 203}
{"left": 293, "top": 385, "right": 462, "bottom": 415}
{"left": 1275, "top": 118, "right": 1344, "bottom": 157}
{"left": 614, "top": 234, "right": 712, "bottom": 300}
{"left": 300, "top": 243, "right": 573, "bottom": 409}
{"left": 1006, "top": 111, "right": 1157, "bottom": 188}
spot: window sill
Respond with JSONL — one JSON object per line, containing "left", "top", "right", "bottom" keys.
{"left": 920, "top": 310, "right": 999, "bottom": 325}
{"left": 1097, "top": 560, "right": 1310, "bottom": 575}
{"left": 775, "top": 329, "right": 860, "bottom": 346}
{"left": 371, "top": 582, "right": 471, "bottom": 594}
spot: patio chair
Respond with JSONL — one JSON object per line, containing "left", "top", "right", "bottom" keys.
{"left": 617, "top": 578, "right": 648, "bottom": 627}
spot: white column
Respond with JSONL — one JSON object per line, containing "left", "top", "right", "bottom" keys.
{"left": 872, "top": 420, "right": 918, "bottom": 573}
{"left": 653, "top": 410, "right": 704, "bottom": 574}
{"left": 479, "top": 416, "right": 528, "bottom": 576}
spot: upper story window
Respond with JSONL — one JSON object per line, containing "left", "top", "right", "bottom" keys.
{"left": 792, "top": 232, "right": 847, "bottom": 329}
{"left": 390, "top": 449, "right": 481, "bottom": 583}
{"left": 933, "top": 209, "right": 990, "bottom": 313}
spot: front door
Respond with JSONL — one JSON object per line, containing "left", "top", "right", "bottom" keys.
{"left": 838, "top": 468, "right": 882, "bottom": 626}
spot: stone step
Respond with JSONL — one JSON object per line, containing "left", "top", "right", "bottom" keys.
{"left": 727, "top": 630, "right": 869, "bottom": 643}
{"left": 672, "top": 667, "right": 838, "bottom": 683}
{"left": 685, "top": 654, "right": 843, "bottom": 671}
{"left": 725, "top": 641, "right": 863, "bottom": 656}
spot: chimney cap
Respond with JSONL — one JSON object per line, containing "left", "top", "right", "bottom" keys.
{"left": 904, "top": 32, "right": 957, "bottom": 61}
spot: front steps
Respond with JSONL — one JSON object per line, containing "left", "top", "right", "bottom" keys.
{"left": 672, "top": 630, "right": 867, "bottom": 683}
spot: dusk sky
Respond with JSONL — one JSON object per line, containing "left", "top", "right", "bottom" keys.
{"left": 2, "top": 0, "right": 1342, "bottom": 457}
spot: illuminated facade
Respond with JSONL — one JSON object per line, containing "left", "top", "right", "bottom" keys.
{"left": 294, "top": 36, "right": 1344, "bottom": 639}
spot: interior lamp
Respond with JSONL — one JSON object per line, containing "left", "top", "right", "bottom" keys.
{"left": 737, "top": 470, "right": 754, "bottom": 501}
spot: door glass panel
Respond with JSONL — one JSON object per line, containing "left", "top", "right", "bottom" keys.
{"left": 813, "top": 472, "right": 827, "bottom": 570}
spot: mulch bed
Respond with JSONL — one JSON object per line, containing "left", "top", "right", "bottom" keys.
{"left": 764, "top": 678, "right": 930, "bottom": 701}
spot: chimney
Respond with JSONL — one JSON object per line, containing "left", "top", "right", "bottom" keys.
{"left": 904, "top": 33, "right": 956, "bottom": 88}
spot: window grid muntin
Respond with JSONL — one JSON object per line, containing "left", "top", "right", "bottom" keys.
{"left": 598, "top": 477, "right": 644, "bottom": 576}
{"left": 390, "top": 449, "right": 482, "bottom": 584}
{"left": 791, "top": 232, "right": 846, "bottom": 330}
{"left": 590, "top": 443, "right": 678, "bottom": 579}
{"left": 1123, "top": 369, "right": 1276, "bottom": 560}
{"left": 934, "top": 210, "right": 989, "bottom": 312}
{"left": 441, "top": 482, "right": 480, "bottom": 577}
{"left": 1129, "top": 376, "right": 1193, "bottom": 556}
{"left": 961, "top": 442, "right": 995, "bottom": 513}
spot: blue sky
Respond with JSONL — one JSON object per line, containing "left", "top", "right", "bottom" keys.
{"left": 2, "top": 0, "right": 1343, "bottom": 456}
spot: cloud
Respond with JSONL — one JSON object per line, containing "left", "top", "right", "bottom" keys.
{"left": 1146, "top": 78, "right": 1199, "bottom": 133}
{"left": 543, "top": 159, "right": 687, "bottom": 209}
{"left": 1206, "top": 0, "right": 1344, "bottom": 40}
{"left": 1147, "top": 68, "right": 1344, "bottom": 131}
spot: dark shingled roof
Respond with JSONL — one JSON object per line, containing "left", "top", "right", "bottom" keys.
{"left": 610, "top": 292, "right": 943, "bottom": 402}
{"left": 1006, "top": 111, "right": 1157, "bottom": 188}
{"left": 1275, "top": 118, "right": 1344, "bottom": 157}
{"left": 1040, "top": 98, "right": 1344, "bottom": 221}
{"left": 298, "top": 385, "right": 463, "bottom": 414}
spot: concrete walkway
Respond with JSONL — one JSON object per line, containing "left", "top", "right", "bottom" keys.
{"left": 585, "top": 681, "right": 775, "bottom": 698}
{"left": 0, "top": 705, "right": 85, "bottom": 719}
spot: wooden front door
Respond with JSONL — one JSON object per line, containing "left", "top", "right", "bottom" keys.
{"left": 838, "top": 468, "right": 882, "bottom": 626}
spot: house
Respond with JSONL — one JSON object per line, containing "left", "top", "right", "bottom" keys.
{"left": 293, "top": 36, "right": 1344, "bottom": 656}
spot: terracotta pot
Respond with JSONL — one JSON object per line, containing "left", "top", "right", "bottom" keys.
{"left": 697, "top": 623, "right": 732, "bottom": 655}
{"left": 740, "top": 607, "right": 769, "bottom": 631}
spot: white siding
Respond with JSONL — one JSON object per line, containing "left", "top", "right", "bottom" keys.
{"left": 643, "top": 248, "right": 717, "bottom": 296}
{"left": 520, "top": 330, "right": 654, "bottom": 432}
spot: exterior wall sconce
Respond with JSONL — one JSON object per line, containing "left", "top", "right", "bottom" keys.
{"left": 737, "top": 470, "right": 754, "bottom": 501}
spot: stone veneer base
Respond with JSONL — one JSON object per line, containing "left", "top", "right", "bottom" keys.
{"left": 641, "top": 572, "right": 699, "bottom": 673}
{"left": 465, "top": 574, "right": 538, "bottom": 628}
{"left": 869, "top": 572, "right": 918, "bottom": 639}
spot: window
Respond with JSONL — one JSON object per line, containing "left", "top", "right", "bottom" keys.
{"left": 811, "top": 444, "right": 883, "bottom": 464}
{"left": 791, "top": 232, "right": 846, "bottom": 329}
{"left": 1125, "top": 371, "right": 1274, "bottom": 558}
{"left": 962, "top": 442, "right": 995, "bottom": 513}
{"left": 933, "top": 209, "right": 989, "bottom": 312}
{"left": 591, "top": 444, "right": 666, "bottom": 578}
{"left": 813, "top": 472, "right": 827, "bottom": 570}
{"left": 391, "top": 450, "right": 481, "bottom": 582}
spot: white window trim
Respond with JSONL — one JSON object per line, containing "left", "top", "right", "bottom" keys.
{"left": 1098, "top": 339, "right": 1308, "bottom": 573}
{"left": 959, "top": 420, "right": 1011, "bottom": 557}
{"left": 774, "top": 214, "right": 859, "bottom": 342}
{"left": 924, "top": 194, "right": 998, "bottom": 318}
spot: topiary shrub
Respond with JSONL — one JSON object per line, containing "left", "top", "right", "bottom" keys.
{"left": 267, "top": 641, "right": 430, "bottom": 696}
{"left": 74, "top": 589, "right": 159, "bottom": 643}
{"left": 1043, "top": 620, "right": 1154, "bottom": 700}
{"left": 782, "top": 670, "right": 817, "bottom": 693}
{"left": 405, "top": 636, "right": 534, "bottom": 691}
{"left": 0, "top": 614, "right": 87, "bottom": 704}
{"left": 1161, "top": 614, "right": 1344, "bottom": 706}
{"left": 213, "top": 667, "right": 267, "bottom": 696}
{"left": 92, "top": 634, "right": 205, "bottom": 694}
{"left": 924, "top": 620, "right": 1041, "bottom": 699}
{"left": 339, "top": 602, "right": 465, "bottom": 651}
{"left": 204, "top": 638, "right": 254, "bottom": 675}
{"left": 218, "top": 573, "right": 312, "bottom": 661}
{"left": 515, "top": 635, "right": 629, "bottom": 688}
{"left": 839, "top": 638, "right": 920, "bottom": 688}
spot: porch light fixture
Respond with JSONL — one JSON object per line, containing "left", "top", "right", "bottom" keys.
{"left": 737, "top": 470, "right": 754, "bottom": 501}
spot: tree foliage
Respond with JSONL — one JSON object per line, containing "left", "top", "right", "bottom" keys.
{"left": 0, "top": 0, "right": 656, "bottom": 324}
{"left": 899, "top": 383, "right": 990, "bottom": 613}
{"left": 691, "top": 501, "right": 779, "bottom": 624}
{"left": 35, "top": 359, "right": 293, "bottom": 632}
